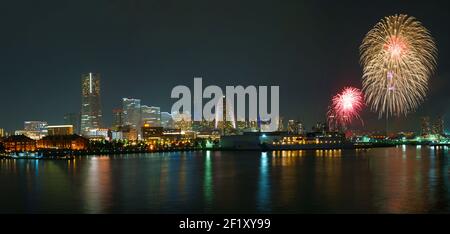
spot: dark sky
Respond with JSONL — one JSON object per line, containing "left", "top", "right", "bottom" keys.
{"left": 0, "top": 0, "right": 449, "bottom": 132}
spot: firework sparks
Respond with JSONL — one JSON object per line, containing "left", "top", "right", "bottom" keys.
{"left": 328, "top": 87, "right": 364, "bottom": 130}
{"left": 360, "top": 14, "right": 437, "bottom": 118}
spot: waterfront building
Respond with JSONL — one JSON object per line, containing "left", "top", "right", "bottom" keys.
{"left": 111, "top": 131, "right": 123, "bottom": 141}
{"left": 64, "top": 113, "right": 80, "bottom": 134}
{"left": 46, "top": 125, "right": 74, "bottom": 136}
{"left": 37, "top": 134, "right": 88, "bottom": 150}
{"left": 80, "top": 72, "right": 102, "bottom": 135}
{"left": 122, "top": 98, "right": 141, "bottom": 134}
{"left": 2, "top": 135, "right": 36, "bottom": 152}
{"left": 120, "top": 125, "right": 138, "bottom": 141}
{"left": 86, "top": 128, "right": 110, "bottom": 141}
{"left": 142, "top": 124, "right": 164, "bottom": 140}
{"left": 221, "top": 131, "right": 347, "bottom": 150}
{"left": 15, "top": 121, "right": 48, "bottom": 140}
{"left": 141, "top": 105, "right": 161, "bottom": 127}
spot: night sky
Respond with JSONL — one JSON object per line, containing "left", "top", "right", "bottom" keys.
{"left": 1, "top": 0, "right": 449, "bottom": 132}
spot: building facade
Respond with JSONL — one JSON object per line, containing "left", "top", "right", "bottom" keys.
{"left": 64, "top": 113, "right": 80, "bottom": 134}
{"left": 46, "top": 125, "right": 74, "bottom": 136}
{"left": 141, "top": 105, "right": 161, "bottom": 127}
{"left": 81, "top": 72, "right": 102, "bottom": 135}
{"left": 122, "top": 98, "right": 141, "bottom": 133}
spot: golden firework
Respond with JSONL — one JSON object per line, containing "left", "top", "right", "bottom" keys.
{"left": 360, "top": 14, "right": 437, "bottom": 117}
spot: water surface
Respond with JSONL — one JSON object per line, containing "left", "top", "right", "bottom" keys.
{"left": 0, "top": 146, "right": 449, "bottom": 213}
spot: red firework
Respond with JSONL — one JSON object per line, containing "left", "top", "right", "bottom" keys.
{"left": 328, "top": 87, "right": 364, "bottom": 130}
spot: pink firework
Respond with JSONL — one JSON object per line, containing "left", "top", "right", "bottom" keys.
{"left": 328, "top": 87, "right": 364, "bottom": 130}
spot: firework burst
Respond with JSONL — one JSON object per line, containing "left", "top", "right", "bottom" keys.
{"left": 360, "top": 14, "right": 437, "bottom": 117}
{"left": 327, "top": 87, "right": 364, "bottom": 130}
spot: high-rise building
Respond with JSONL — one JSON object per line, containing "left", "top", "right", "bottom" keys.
{"left": 112, "top": 108, "right": 124, "bottom": 131}
{"left": 421, "top": 116, "right": 431, "bottom": 136}
{"left": 433, "top": 117, "right": 444, "bottom": 136}
{"left": 80, "top": 73, "right": 102, "bottom": 135}
{"left": 64, "top": 113, "right": 80, "bottom": 134}
{"left": 122, "top": 98, "right": 141, "bottom": 132}
{"left": 216, "top": 96, "right": 235, "bottom": 135}
{"left": 161, "top": 112, "right": 173, "bottom": 129}
{"left": 287, "top": 120, "right": 297, "bottom": 134}
{"left": 0, "top": 128, "right": 5, "bottom": 138}
{"left": 141, "top": 105, "right": 161, "bottom": 127}
{"left": 297, "top": 122, "right": 304, "bottom": 135}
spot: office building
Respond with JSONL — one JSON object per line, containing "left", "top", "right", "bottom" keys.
{"left": 122, "top": 98, "right": 141, "bottom": 132}
{"left": 112, "top": 108, "right": 124, "bottom": 131}
{"left": 80, "top": 72, "right": 102, "bottom": 135}
{"left": 141, "top": 105, "right": 161, "bottom": 127}
{"left": 46, "top": 125, "right": 74, "bottom": 136}
{"left": 64, "top": 113, "right": 80, "bottom": 134}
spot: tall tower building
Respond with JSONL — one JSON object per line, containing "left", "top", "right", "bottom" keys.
{"left": 80, "top": 73, "right": 102, "bottom": 135}
{"left": 122, "top": 98, "right": 141, "bottom": 131}
{"left": 421, "top": 116, "right": 431, "bottom": 136}
{"left": 112, "top": 108, "right": 124, "bottom": 131}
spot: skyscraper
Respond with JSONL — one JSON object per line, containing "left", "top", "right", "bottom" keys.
{"left": 112, "top": 108, "right": 124, "bottom": 131}
{"left": 421, "top": 116, "right": 431, "bottom": 136}
{"left": 80, "top": 73, "right": 102, "bottom": 135}
{"left": 141, "top": 105, "right": 161, "bottom": 127}
{"left": 122, "top": 98, "right": 141, "bottom": 132}
{"left": 64, "top": 113, "right": 80, "bottom": 134}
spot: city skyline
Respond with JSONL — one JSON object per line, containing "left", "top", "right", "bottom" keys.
{"left": 0, "top": 0, "right": 449, "bottom": 132}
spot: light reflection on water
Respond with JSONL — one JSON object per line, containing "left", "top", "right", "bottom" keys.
{"left": 0, "top": 146, "right": 449, "bottom": 213}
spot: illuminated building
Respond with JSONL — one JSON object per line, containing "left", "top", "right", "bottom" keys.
{"left": 141, "top": 105, "right": 161, "bottom": 127}
{"left": 421, "top": 116, "right": 431, "bottom": 136}
{"left": 15, "top": 121, "right": 48, "bottom": 140}
{"left": 216, "top": 96, "right": 236, "bottom": 135}
{"left": 221, "top": 131, "right": 348, "bottom": 150}
{"left": 172, "top": 111, "right": 192, "bottom": 131}
{"left": 86, "top": 128, "right": 110, "bottom": 141}
{"left": 161, "top": 112, "right": 174, "bottom": 129}
{"left": 46, "top": 125, "right": 74, "bottom": 136}
{"left": 2, "top": 135, "right": 36, "bottom": 152}
{"left": 313, "top": 122, "right": 329, "bottom": 133}
{"left": 433, "top": 117, "right": 444, "bottom": 136}
{"left": 277, "top": 117, "right": 285, "bottom": 131}
{"left": 24, "top": 121, "right": 48, "bottom": 132}
{"left": 121, "top": 125, "right": 138, "bottom": 141}
{"left": 37, "top": 134, "right": 88, "bottom": 150}
{"left": 297, "top": 122, "right": 304, "bottom": 135}
{"left": 122, "top": 98, "right": 141, "bottom": 134}
{"left": 111, "top": 131, "right": 123, "bottom": 140}
{"left": 112, "top": 108, "right": 124, "bottom": 131}
{"left": 0, "top": 128, "right": 5, "bottom": 138}
{"left": 64, "top": 113, "right": 80, "bottom": 134}
{"left": 142, "top": 124, "right": 163, "bottom": 139}
{"left": 81, "top": 72, "right": 103, "bottom": 135}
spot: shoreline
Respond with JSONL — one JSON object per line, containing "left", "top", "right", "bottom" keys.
{"left": 0, "top": 143, "right": 444, "bottom": 159}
